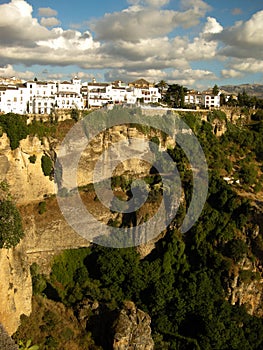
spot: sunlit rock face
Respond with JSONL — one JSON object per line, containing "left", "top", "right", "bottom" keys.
{"left": 112, "top": 301, "right": 154, "bottom": 350}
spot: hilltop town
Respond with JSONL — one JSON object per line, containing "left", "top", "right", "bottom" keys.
{"left": 0, "top": 76, "right": 223, "bottom": 115}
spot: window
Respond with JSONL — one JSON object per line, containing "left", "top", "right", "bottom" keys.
{"left": 14, "top": 97, "right": 17, "bottom": 102}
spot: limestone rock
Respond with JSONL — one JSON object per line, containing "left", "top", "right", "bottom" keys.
{"left": 0, "top": 134, "right": 55, "bottom": 204}
{"left": 212, "top": 119, "right": 227, "bottom": 137}
{"left": 113, "top": 301, "right": 154, "bottom": 350}
{"left": 0, "top": 247, "right": 32, "bottom": 335}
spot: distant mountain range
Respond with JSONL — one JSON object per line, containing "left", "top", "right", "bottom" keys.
{"left": 219, "top": 84, "right": 263, "bottom": 98}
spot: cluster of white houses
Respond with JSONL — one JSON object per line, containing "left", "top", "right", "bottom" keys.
{"left": 0, "top": 77, "right": 221, "bottom": 115}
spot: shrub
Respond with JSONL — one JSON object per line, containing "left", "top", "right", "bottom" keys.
{"left": 29, "top": 155, "right": 37, "bottom": 164}
{"left": 38, "top": 201, "right": 46, "bottom": 214}
{"left": 239, "top": 163, "right": 258, "bottom": 185}
{"left": 0, "top": 113, "right": 28, "bottom": 150}
{"left": 251, "top": 110, "right": 263, "bottom": 121}
{"left": 41, "top": 155, "right": 53, "bottom": 177}
{"left": 71, "top": 108, "right": 79, "bottom": 121}
{"left": 0, "top": 200, "right": 24, "bottom": 248}
{"left": 30, "top": 263, "right": 47, "bottom": 295}
{"left": 225, "top": 239, "right": 248, "bottom": 262}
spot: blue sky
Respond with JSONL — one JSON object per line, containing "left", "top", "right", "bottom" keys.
{"left": 0, "top": 0, "right": 262, "bottom": 89}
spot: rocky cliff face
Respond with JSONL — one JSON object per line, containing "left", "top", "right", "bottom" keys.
{"left": 0, "top": 247, "right": 32, "bottom": 335}
{"left": 0, "top": 133, "right": 55, "bottom": 204}
{"left": 112, "top": 301, "right": 154, "bottom": 350}
{"left": 0, "top": 125, "right": 170, "bottom": 335}
{"left": 228, "top": 257, "right": 263, "bottom": 318}
{"left": 0, "top": 125, "right": 173, "bottom": 203}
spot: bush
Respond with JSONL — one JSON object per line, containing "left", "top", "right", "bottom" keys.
{"left": 225, "top": 239, "right": 248, "bottom": 262}
{"left": 0, "top": 200, "right": 24, "bottom": 248}
{"left": 30, "top": 263, "right": 47, "bottom": 295}
{"left": 71, "top": 108, "right": 79, "bottom": 121}
{"left": 41, "top": 155, "right": 53, "bottom": 177}
{"left": 29, "top": 155, "right": 37, "bottom": 164}
{"left": 251, "top": 110, "right": 263, "bottom": 121}
{"left": 38, "top": 201, "right": 46, "bottom": 215}
{"left": 0, "top": 113, "right": 28, "bottom": 150}
{"left": 239, "top": 270, "right": 261, "bottom": 284}
{"left": 239, "top": 163, "right": 258, "bottom": 185}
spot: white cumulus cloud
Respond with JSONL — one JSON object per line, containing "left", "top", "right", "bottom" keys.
{"left": 0, "top": 64, "right": 34, "bottom": 79}
{"left": 38, "top": 7, "right": 57, "bottom": 17}
{"left": 221, "top": 69, "right": 243, "bottom": 79}
{"left": 212, "top": 10, "right": 263, "bottom": 60}
{"left": 40, "top": 17, "right": 61, "bottom": 27}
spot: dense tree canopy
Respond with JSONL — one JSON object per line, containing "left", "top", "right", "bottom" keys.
{"left": 0, "top": 200, "right": 24, "bottom": 249}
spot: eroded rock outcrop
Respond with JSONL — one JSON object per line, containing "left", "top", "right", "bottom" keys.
{"left": 0, "top": 133, "right": 55, "bottom": 204}
{"left": 228, "top": 257, "right": 263, "bottom": 317}
{"left": 112, "top": 301, "right": 154, "bottom": 350}
{"left": 0, "top": 247, "right": 32, "bottom": 335}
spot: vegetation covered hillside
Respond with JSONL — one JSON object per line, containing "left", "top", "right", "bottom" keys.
{"left": 4, "top": 107, "right": 263, "bottom": 349}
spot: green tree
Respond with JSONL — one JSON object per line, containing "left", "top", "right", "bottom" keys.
{"left": 220, "top": 93, "right": 226, "bottom": 105}
{"left": 226, "top": 95, "right": 238, "bottom": 107}
{"left": 41, "top": 155, "right": 53, "bottom": 177}
{"left": 239, "top": 162, "right": 258, "bottom": 185}
{"left": 212, "top": 84, "right": 219, "bottom": 95}
{"left": 225, "top": 239, "right": 248, "bottom": 262}
{"left": 251, "top": 110, "right": 263, "bottom": 122}
{"left": 238, "top": 90, "right": 251, "bottom": 107}
{"left": 0, "top": 200, "right": 24, "bottom": 248}
{"left": 0, "top": 113, "right": 28, "bottom": 150}
{"left": 71, "top": 107, "right": 80, "bottom": 121}
{"left": 156, "top": 80, "right": 168, "bottom": 98}
{"left": 164, "top": 84, "right": 187, "bottom": 108}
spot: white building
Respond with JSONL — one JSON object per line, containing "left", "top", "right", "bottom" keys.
{"left": 0, "top": 76, "right": 224, "bottom": 114}
{"left": 0, "top": 85, "right": 28, "bottom": 114}
{"left": 26, "top": 81, "right": 57, "bottom": 113}
{"left": 87, "top": 79, "right": 112, "bottom": 108}
{"left": 184, "top": 91, "right": 204, "bottom": 107}
{"left": 184, "top": 90, "right": 221, "bottom": 109}
{"left": 132, "top": 87, "right": 161, "bottom": 104}
{"left": 32, "top": 96, "right": 55, "bottom": 114}
{"left": 55, "top": 92, "right": 84, "bottom": 110}
{"left": 203, "top": 93, "right": 220, "bottom": 108}
{"left": 127, "top": 79, "right": 161, "bottom": 104}
{"left": 57, "top": 77, "right": 81, "bottom": 95}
